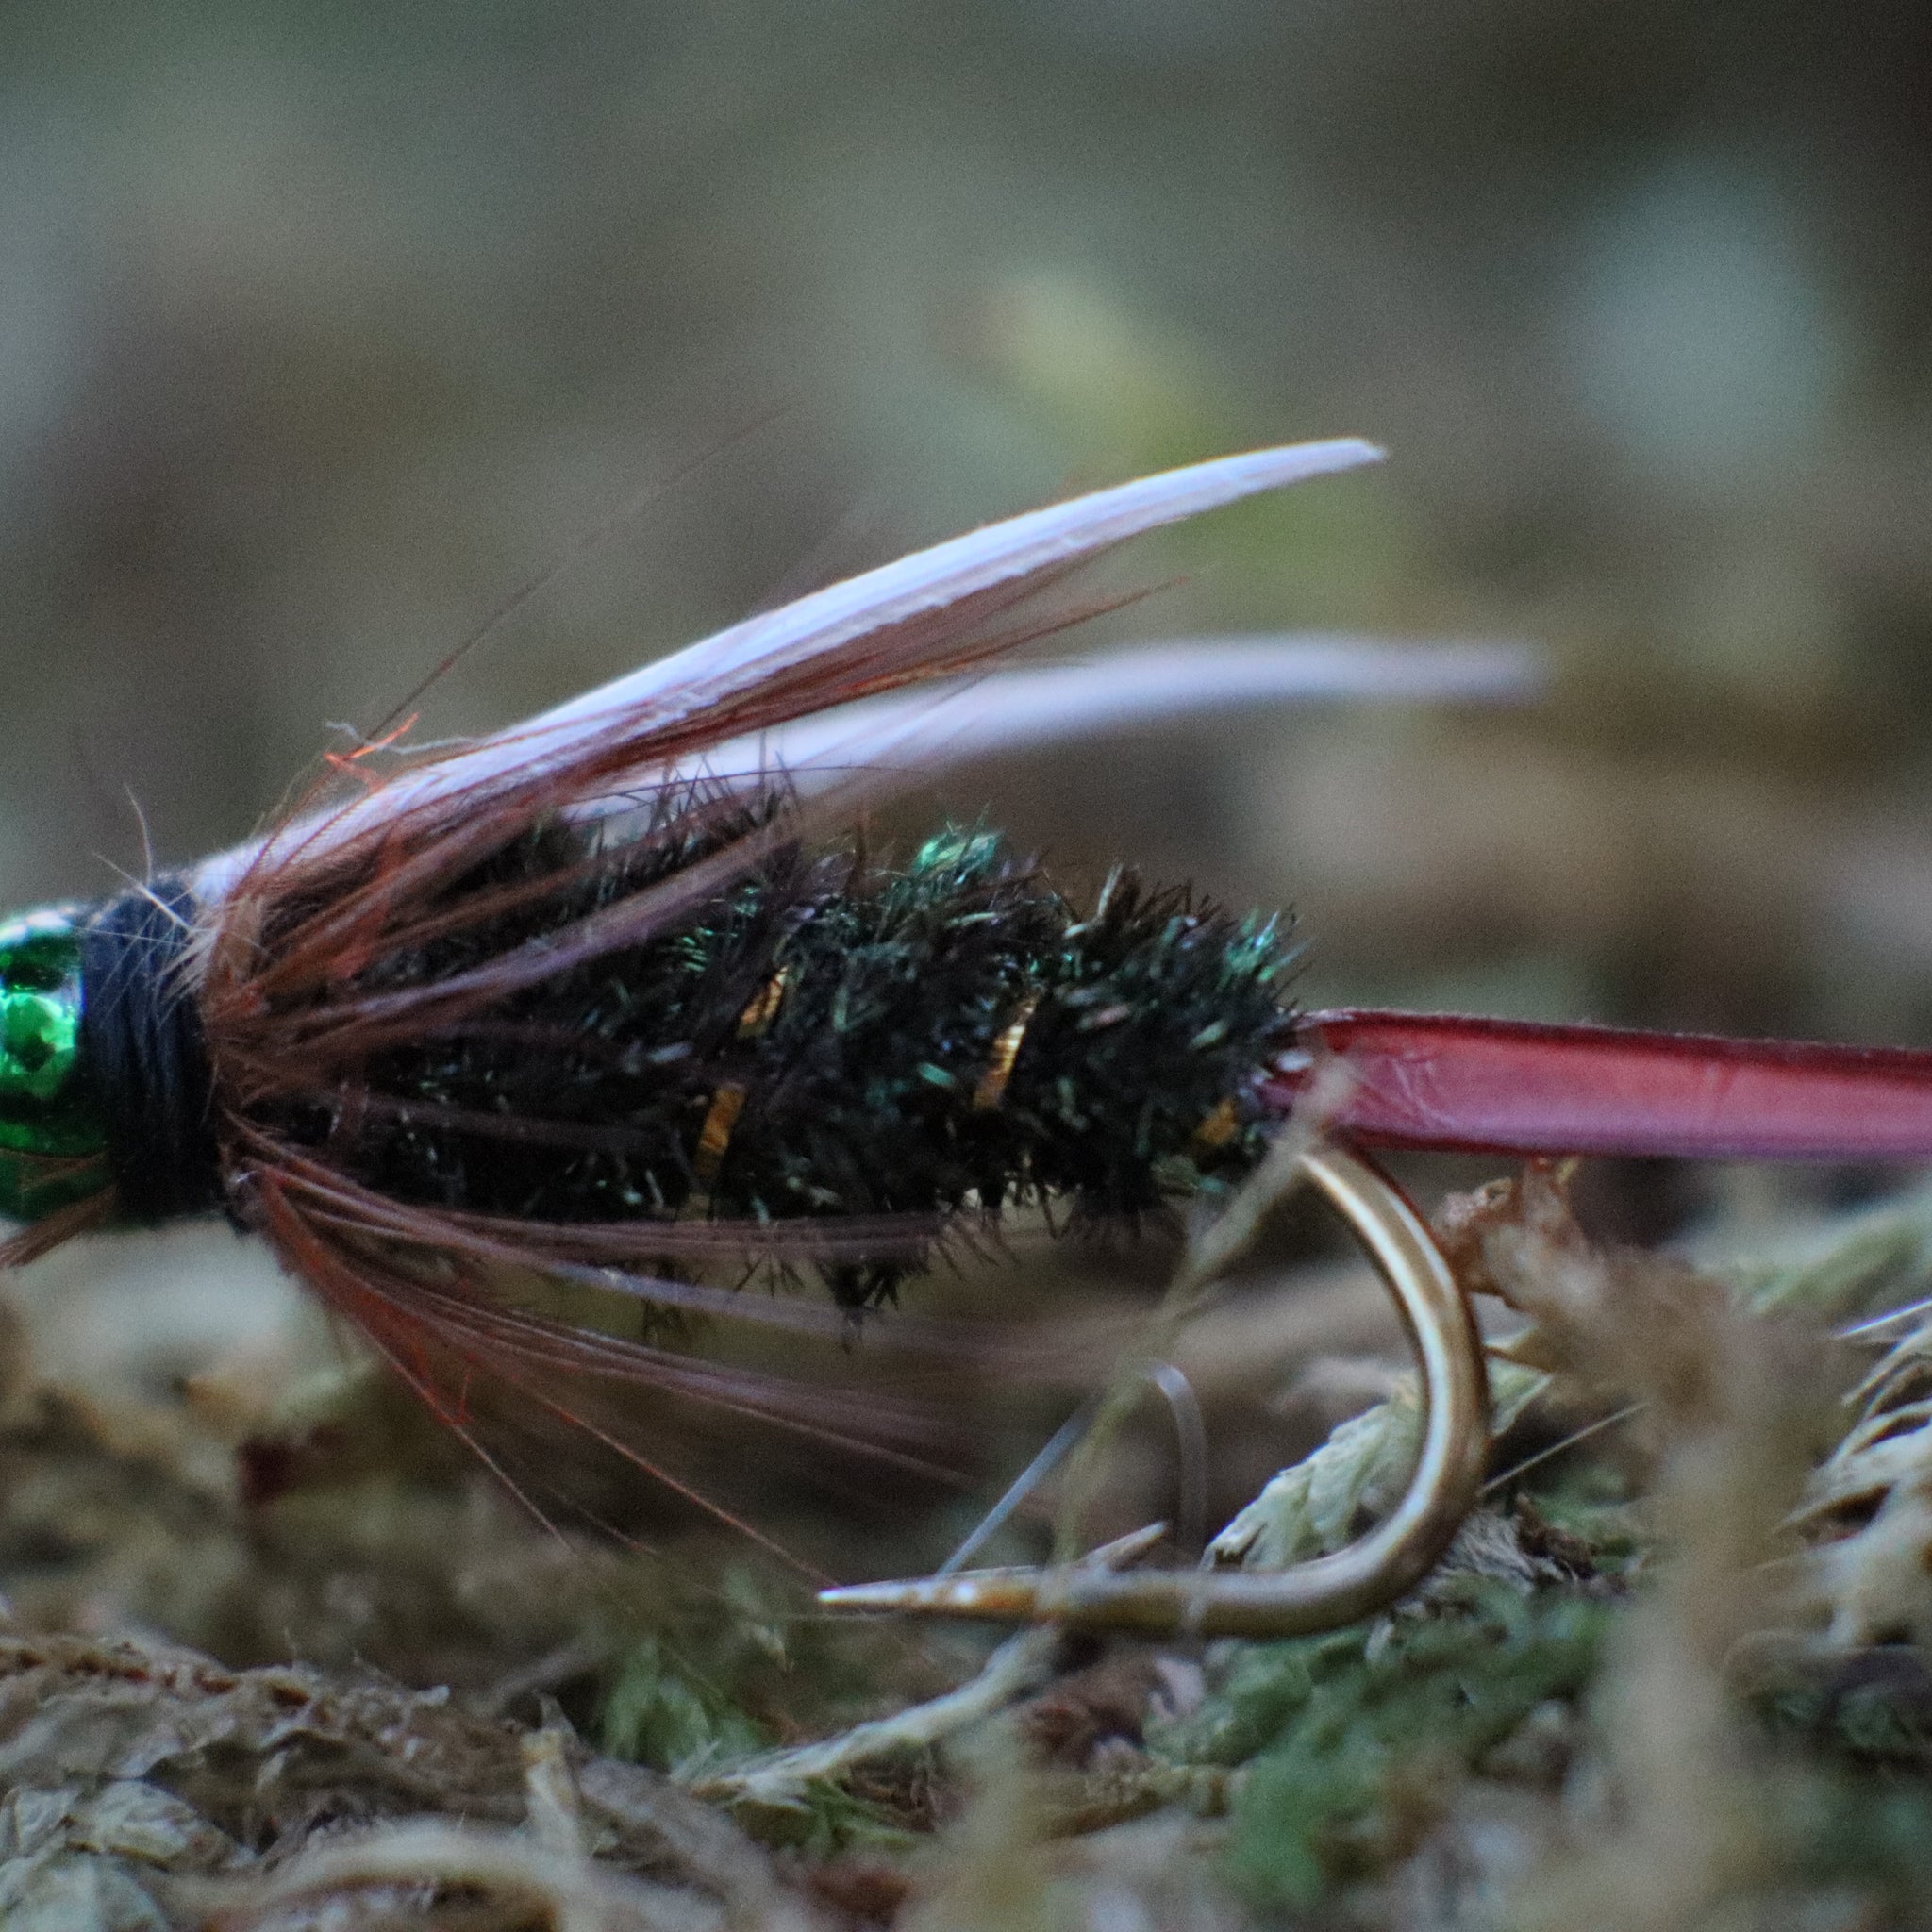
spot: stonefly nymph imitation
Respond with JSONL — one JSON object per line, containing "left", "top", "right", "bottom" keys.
{"left": 5, "top": 441, "right": 1929, "bottom": 1641}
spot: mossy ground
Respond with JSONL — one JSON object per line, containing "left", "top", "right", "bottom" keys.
{"left": 8, "top": 1166, "right": 1932, "bottom": 1927}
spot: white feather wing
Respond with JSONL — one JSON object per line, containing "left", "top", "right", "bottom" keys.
{"left": 678, "top": 637, "right": 1539, "bottom": 793}
{"left": 195, "top": 441, "right": 1418, "bottom": 900}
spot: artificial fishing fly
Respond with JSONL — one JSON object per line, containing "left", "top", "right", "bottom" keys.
{"left": 8, "top": 439, "right": 1924, "bottom": 1641}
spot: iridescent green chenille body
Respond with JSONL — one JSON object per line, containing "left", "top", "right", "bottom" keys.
{"left": 0, "top": 907, "right": 110, "bottom": 1220}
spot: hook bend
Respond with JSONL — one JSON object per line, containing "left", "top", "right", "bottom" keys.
{"left": 819, "top": 1144, "right": 1491, "bottom": 1641}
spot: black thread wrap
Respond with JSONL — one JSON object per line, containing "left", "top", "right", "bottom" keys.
{"left": 78, "top": 878, "right": 224, "bottom": 1223}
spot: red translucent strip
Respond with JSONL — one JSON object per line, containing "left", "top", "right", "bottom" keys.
{"left": 1277, "top": 1008, "right": 1932, "bottom": 1163}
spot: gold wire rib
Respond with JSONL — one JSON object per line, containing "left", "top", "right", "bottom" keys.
{"left": 973, "top": 991, "right": 1042, "bottom": 1113}
{"left": 1190, "top": 1096, "right": 1241, "bottom": 1153}
{"left": 689, "top": 974, "right": 790, "bottom": 1195}
{"left": 737, "top": 968, "right": 789, "bottom": 1040}
{"left": 692, "top": 1083, "right": 748, "bottom": 1186}
{"left": 819, "top": 1143, "right": 1491, "bottom": 1640}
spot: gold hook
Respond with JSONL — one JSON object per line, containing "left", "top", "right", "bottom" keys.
{"left": 819, "top": 1144, "right": 1491, "bottom": 1640}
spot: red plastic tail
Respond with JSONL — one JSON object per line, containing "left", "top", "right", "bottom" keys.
{"left": 1269, "top": 1009, "right": 1932, "bottom": 1163}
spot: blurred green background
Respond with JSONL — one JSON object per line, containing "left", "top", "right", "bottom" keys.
{"left": 5, "top": 4, "right": 1932, "bottom": 1094}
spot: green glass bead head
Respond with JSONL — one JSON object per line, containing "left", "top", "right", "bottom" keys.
{"left": 0, "top": 907, "right": 109, "bottom": 1222}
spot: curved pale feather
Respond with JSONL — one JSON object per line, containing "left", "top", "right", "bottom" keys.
{"left": 190, "top": 633, "right": 1537, "bottom": 906}
{"left": 193, "top": 441, "right": 1385, "bottom": 903}
{"left": 522, "top": 439, "right": 1382, "bottom": 737}
{"left": 676, "top": 636, "right": 1541, "bottom": 793}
